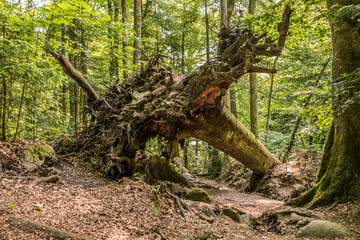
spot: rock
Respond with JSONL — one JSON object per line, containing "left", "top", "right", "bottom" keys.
{"left": 184, "top": 188, "right": 211, "bottom": 203}
{"left": 238, "top": 214, "right": 257, "bottom": 226}
{"left": 287, "top": 213, "right": 306, "bottom": 225}
{"left": 296, "top": 220, "right": 352, "bottom": 238}
{"left": 171, "top": 183, "right": 187, "bottom": 196}
{"left": 222, "top": 208, "right": 256, "bottom": 226}
{"left": 296, "top": 219, "right": 309, "bottom": 228}
{"left": 23, "top": 144, "right": 55, "bottom": 171}
{"left": 223, "top": 208, "right": 240, "bottom": 222}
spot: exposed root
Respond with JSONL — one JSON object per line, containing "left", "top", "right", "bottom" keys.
{"left": 7, "top": 216, "right": 95, "bottom": 240}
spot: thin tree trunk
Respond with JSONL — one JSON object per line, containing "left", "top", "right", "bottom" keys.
{"left": 133, "top": 0, "right": 141, "bottom": 71}
{"left": 181, "top": 32, "right": 185, "bottom": 74}
{"left": 265, "top": 56, "right": 279, "bottom": 146}
{"left": 183, "top": 138, "right": 189, "bottom": 169}
{"left": 14, "top": 80, "right": 26, "bottom": 140}
{"left": 60, "top": 28, "right": 67, "bottom": 124}
{"left": 227, "top": 0, "right": 235, "bottom": 24}
{"left": 108, "top": 0, "right": 115, "bottom": 78}
{"left": 249, "top": 74, "right": 258, "bottom": 135}
{"left": 74, "top": 57, "right": 80, "bottom": 133}
{"left": 283, "top": 57, "right": 330, "bottom": 160}
{"left": 122, "top": 0, "right": 128, "bottom": 79}
{"left": 220, "top": 0, "right": 228, "bottom": 31}
{"left": 2, "top": 26, "right": 6, "bottom": 141}
{"left": 2, "top": 76, "right": 6, "bottom": 141}
{"left": 205, "top": 0, "right": 210, "bottom": 62}
{"left": 113, "top": 0, "right": 120, "bottom": 79}
{"left": 80, "top": 26, "right": 88, "bottom": 127}
{"left": 249, "top": 0, "right": 258, "bottom": 136}
{"left": 32, "top": 94, "right": 36, "bottom": 139}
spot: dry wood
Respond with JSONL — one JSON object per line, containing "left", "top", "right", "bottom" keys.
{"left": 32, "top": 175, "right": 59, "bottom": 186}
{"left": 49, "top": 51, "right": 98, "bottom": 101}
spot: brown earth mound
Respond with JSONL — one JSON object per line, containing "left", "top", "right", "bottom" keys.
{"left": 218, "top": 150, "right": 321, "bottom": 201}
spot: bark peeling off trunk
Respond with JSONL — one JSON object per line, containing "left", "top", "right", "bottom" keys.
{"left": 51, "top": 6, "right": 292, "bottom": 179}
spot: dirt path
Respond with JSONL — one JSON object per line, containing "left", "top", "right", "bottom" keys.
{"left": 205, "top": 186, "right": 284, "bottom": 217}
{"left": 1, "top": 160, "right": 359, "bottom": 240}
{"left": 192, "top": 178, "right": 283, "bottom": 217}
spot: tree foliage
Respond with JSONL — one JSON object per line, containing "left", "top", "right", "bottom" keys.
{"left": 0, "top": 0, "right": 336, "bottom": 172}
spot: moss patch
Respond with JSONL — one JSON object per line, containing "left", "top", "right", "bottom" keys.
{"left": 184, "top": 188, "right": 211, "bottom": 203}
{"left": 145, "top": 156, "right": 194, "bottom": 188}
{"left": 23, "top": 144, "right": 55, "bottom": 171}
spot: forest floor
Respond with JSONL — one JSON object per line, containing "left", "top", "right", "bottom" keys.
{"left": 0, "top": 143, "right": 360, "bottom": 239}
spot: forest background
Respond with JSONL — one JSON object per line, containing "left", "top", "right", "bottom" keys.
{"left": 0, "top": 0, "right": 332, "bottom": 174}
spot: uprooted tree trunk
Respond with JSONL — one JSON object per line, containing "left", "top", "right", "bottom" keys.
{"left": 51, "top": 6, "right": 291, "bottom": 180}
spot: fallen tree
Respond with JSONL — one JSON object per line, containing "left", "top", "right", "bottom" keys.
{"left": 51, "top": 6, "right": 291, "bottom": 180}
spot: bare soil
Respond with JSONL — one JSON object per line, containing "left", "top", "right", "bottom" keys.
{"left": 0, "top": 142, "right": 359, "bottom": 239}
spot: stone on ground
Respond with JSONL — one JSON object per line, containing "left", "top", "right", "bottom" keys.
{"left": 184, "top": 188, "right": 211, "bottom": 203}
{"left": 296, "top": 220, "right": 352, "bottom": 238}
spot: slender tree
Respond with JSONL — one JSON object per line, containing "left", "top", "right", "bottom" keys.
{"left": 122, "top": 0, "right": 128, "bottom": 79}
{"left": 249, "top": 0, "right": 258, "bottom": 136}
{"left": 113, "top": 0, "right": 120, "bottom": 79}
{"left": 265, "top": 56, "right": 278, "bottom": 146}
{"left": 2, "top": 26, "right": 7, "bottom": 141}
{"left": 205, "top": 0, "right": 210, "bottom": 62}
{"left": 133, "top": 0, "right": 142, "bottom": 71}
{"left": 14, "top": 80, "right": 26, "bottom": 140}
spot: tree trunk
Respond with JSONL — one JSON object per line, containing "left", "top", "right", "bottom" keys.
{"left": 2, "top": 75, "right": 6, "bottom": 141}
{"left": 51, "top": 7, "right": 292, "bottom": 178}
{"left": 265, "top": 56, "right": 278, "bottom": 146}
{"left": 249, "top": 74, "right": 258, "bottom": 135}
{"left": 248, "top": 0, "right": 258, "bottom": 136}
{"left": 107, "top": 0, "right": 115, "bottom": 78}
{"left": 183, "top": 138, "right": 189, "bottom": 169}
{"left": 288, "top": 0, "right": 360, "bottom": 208}
{"left": 122, "top": 0, "right": 128, "bottom": 79}
{"left": 133, "top": 0, "right": 141, "bottom": 71}
{"left": 113, "top": 0, "right": 120, "bottom": 79}
{"left": 14, "top": 80, "right": 26, "bottom": 140}
{"left": 205, "top": 0, "right": 210, "bottom": 62}
{"left": 189, "top": 107, "right": 280, "bottom": 174}
{"left": 181, "top": 32, "right": 185, "bottom": 74}
{"left": 80, "top": 26, "right": 88, "bottom": 127}
{"left": 2, "top": 26, "right": 6, "bottom": 141}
